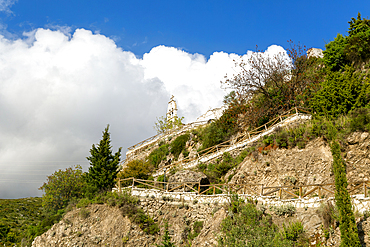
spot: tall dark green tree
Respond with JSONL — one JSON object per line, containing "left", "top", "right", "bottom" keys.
{"left": 86, "top": 125, "right": 122, "bottom": 192}
{"left": 330, "top": 138, "right": 361, "bottom": 246}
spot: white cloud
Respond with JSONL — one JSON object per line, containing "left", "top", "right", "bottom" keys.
{"left": 0, "top": 28, "right": 288, "bottom": 198}
{"left": 141, "top": 46, "right": 238, "bottom": 121}
{"left": 0, "top": 0, "right": 16, "bottom": 14}
{"left": 0, "top": 28, "right": 169, "bottom": 198}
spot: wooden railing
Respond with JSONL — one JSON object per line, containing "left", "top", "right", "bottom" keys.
{"left": 153, "top": 107, "right": 311, "bottom": 174}
{"left": 117, "top": 178, "right": 370, "bottom": 199}
{"left": 127, "top": 120, "right": 210, "bottom": 151}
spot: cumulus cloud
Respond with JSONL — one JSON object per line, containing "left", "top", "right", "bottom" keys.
{"left": 0, "top": 27, "right": 287, "bottom": 198}
{"left": 141, "top": 46, "right": 237, "bottom": 121}
{"left": 0, "top": 28, "right": 169, "bottom": 198}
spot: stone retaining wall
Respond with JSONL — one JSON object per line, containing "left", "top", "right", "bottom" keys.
{"left": 115, "top": 187, "right": 370, "bottom": 213}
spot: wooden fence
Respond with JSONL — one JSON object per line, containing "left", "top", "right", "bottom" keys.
{"left": 117, "top": 177, "right": 370, "bottom": 199}
{"left": 153, "top": 107, "right": 311, "bottom": 174}
{"left": 126, "top": 120, "right": 209, "bottom": 151}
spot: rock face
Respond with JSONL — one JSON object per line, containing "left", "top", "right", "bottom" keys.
{"left": 168, "top": 170, "right": 209, "bottom": 192}
{"left": 32, "top": 204, "right": 155, "bottom": 247}
{"left": 32, "top": 197, "right": 225, "bottom": 247}
{"left": 229, "top": 137, "right": 334, "bottom": 193}
{"left": 192, "top": 207, "right": 227, "bottom": 247}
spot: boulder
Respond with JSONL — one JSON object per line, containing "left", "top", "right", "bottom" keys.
{"left": 168, "top": 170, "right": 209, "bottom": 192}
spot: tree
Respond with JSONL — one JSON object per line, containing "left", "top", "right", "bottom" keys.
{"left": 345, "top": 12, "right": 370, "bottom": 65}
{"left": 154, "top": 115, "right": 184, "bottom": 134}
{"left": 329, "top": 124, "right": 361, "bottom": 246}
{"left": 39, "top": 165, "right": 86, "bottom": 212}
{"left": 86, "top": 125, "right": 122, "bottom": 192}
{"left": 310, "top": 66, "right": 369, "bottom": 118}
{"left": 323, "top": 13, "right": 370, "bottom": 70}
{"left": 323, "top": 34, "right": 348, "bottom": 71}
{"left": 222, "top": 42, "right": 323, "bottom": 128}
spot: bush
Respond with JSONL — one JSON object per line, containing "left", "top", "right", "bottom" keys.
{"left": 270, "top": 204, "right": 296, "bottom": 217}
{"left": 148, "top": 144, "right": 169, "bottom": 168}
{"left": 310, "top": 66, "right": 369, "bottom": 118}
{"left": 118, "top": 159, "right": 153, "bottom": 186}
{"left": 349, "top": 107, "right": 370, "bottom": 132}
{"left": 323, "top": 33, "right": 348, "bottom": 71}
{"left": 39, "top": 165, "right": 87, "bottom": 212}
{"left": 199, "top": 103, "right": 245, "bottom": 151}
{"left": 170, "top": 134, "right": 190, "bottom": 160}
{"left": 219, "top": 196, "right": 299, "bottom": 247}
{"left": 157, "top": 221, "right": 175, "bottom": 247}
{"left": 188, "top": 221, "right": 203, "bottom": 241}
{"left": 277, "top": 221, "right": 308, "bottom": 246}
{"left": 79, "top": 208, "right": 90, "bottom": 219}
{"left": 318, "top": 201, "right": 337, "bottom": 229}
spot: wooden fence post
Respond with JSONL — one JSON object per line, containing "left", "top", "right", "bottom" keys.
{"left": 213, "top": 186, "right": 216, "bottom": 195}
{"left": 299, "top": 186, "right": 302, "bottom": 198}
{"left": 364, "top": 182, "right": 367, "bottom": 198}
{"left": 279, "top": 188, "right": 282, "bottom": 199}
{"left": 318, "top": 187, "right": 321, "bottom": 198}
{"left": 260, "top": 185, "right": 264, "bottom": 196}
{"left": 198, "top": 182, "right": 201, "bottom": 194}
{"left": 264, "top": 124, "right": 267, "bottom": 130}
{"left": 295, "top": 107, "right": 298, "bottom": 115}
{"left": 132, "top": 178, "right": 135, "bottom": 188}
{"left": 118, "top": 179, "right": 121, "bottom": 193}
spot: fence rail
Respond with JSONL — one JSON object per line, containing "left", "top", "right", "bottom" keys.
{"left": 117, "top": 177, "right": 370, "bottom": 199}
{"left": 127, "top": 120, "right": 210, "bottom": 151}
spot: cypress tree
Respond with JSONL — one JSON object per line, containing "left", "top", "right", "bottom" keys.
{"left": 329, "top": 124, "right": 360, "bottom": 246}
{"left": 86, "top": 125, "right": 122, "bottom": 192}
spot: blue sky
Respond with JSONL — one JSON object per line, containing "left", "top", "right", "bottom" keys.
{"left": 0, "top": 1, "right": 369, "bottom": 198}
{"left": 2, "top": 0, "right": 369, "bottom": 57}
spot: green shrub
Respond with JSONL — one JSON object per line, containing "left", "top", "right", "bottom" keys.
{"left": 79, "top": 208, "right": 90, "bottom": 219}
{"left": 76, "top": 198, "right": 91, "bottom": 208}
{"left": 188, "top": 221, "right": 203, "bottom": 242}
{"left": 310, "top": 66, "right": 369, "bottom": 118}
{"left": 219, "top": 196, "right": 297, "bottom": 247}
{"left": 39, "top": 165, "right": 87, "bottom": 212}
{"left": 170, "top": 134, "right": 190, "bottom": 160}
{"left": 148, "top": 144, "right": 169, "bottom": 168}
{"left": 349, "top": 107, "right": 370, "bottom": 132}
{"left": 270, "top": 204, "right": 296, "bottom": 217}
{"left": 323, "top": 33, "right": 348, "bottom": 71}
{"left": 118, "top": 159, "right": 153, "bottom": 186}
{"left": 199, "top": 103, "right": 246, "bottom": 151}
{"left": 276, "top": 221, "right": 308, "bottom": 245}
{"left": 157, "top": 221, "right": 175, "bottom": 247}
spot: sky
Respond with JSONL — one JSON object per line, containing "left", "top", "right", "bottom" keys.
{"left": 0, "top": 0, "right": 369, "bottom": 199}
